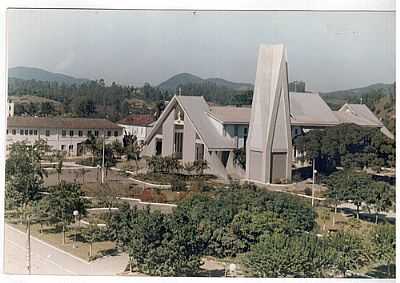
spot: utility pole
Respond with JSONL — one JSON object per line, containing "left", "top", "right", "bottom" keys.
{"left": 101, "top": 131, "right": 105, "bottom": 184}
{"left": 26, "top": 215, "right": 31, "bottom": 274}
{"left": 101, "top": 79, "right": 106, "bottom": 184}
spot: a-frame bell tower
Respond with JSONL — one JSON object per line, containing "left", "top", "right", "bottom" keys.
{"left": 246, "top": 44, "right": 292, "bottom": 184}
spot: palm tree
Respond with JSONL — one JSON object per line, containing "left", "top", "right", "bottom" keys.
{"left": 85, "top": 133, "right": 98, "bottom": 165}
{"left": 52, "top": 150, "right": 65, "bottom": 184}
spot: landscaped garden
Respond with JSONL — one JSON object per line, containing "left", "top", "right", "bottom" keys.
{"left": 4, "top": 124, "right": 396, "bottom": 277}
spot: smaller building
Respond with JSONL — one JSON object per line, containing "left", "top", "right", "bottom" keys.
{"left": 117, "top": 114, "right": 155, "bottom": 142}
{"left": 334, "top": 103, "right": 394, "bottom": 139}
{"left": 6, "top": 116, "right": 123, "bottom": 156}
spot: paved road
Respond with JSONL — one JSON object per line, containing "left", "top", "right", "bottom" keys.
{"left": 4, "top": 224, "right": 128, "bottom": 275}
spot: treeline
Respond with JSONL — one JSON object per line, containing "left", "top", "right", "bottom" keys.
{"left": 8, "top": 78, "right": 254, "bottom": 121}
{"left": 8, "top": 78, "right": 158, "bottom": 121}
{"left": 177, "top": 81, "right": 253, "bottom": 105}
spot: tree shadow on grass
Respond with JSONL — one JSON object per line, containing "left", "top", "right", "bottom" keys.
{"left": 365, "top": 264, "right": 396, "bottom": 279}
{"left": 196, "top": 269, "right": 225, "bottom": 277}
{"left": 90, "top": 247, "right": 119, "bottom": 261}
{"left": 339, "top": 207, "right": 396, "bottom": 225}
{"left": 42, "top": 226, "right": 62, "bottom": 234}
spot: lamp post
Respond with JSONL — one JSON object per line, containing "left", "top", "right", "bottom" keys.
{"left": 312, "top": 159, "right": 317, "bottom": 207}
{"left": 96, "top": 164, "right": 101, "bottom": 182}
{"left": 26, "top": 214, "right": 31, "bottom": 274}
{"left": 73, "top": 210, "right": 79, "bottom": 248}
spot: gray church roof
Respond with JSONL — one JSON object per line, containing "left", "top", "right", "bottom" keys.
{"left": 208, "top": 106, "right": 251, "bottom": 124}
{"left": 289, "top": 92, "right": 340, "bottom": 126}
{"left": 176, "top": 96, "right": 236, "bottom": 150}
{"left": 208, "top": 92, "right": 341, "bottom": 127}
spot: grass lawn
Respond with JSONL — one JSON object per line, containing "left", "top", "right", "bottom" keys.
{"left": 115, "top": 159, "right": 147, "bottom": 172}
{"left": 7, "top": 220, "right": 116, "bottom": 262}
{"left": 314, "top": 206, "right": 376, "bottom": 234}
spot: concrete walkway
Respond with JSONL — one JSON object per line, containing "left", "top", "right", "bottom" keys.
{"left": 4, "top": 224, "right": 128, "bottom": 275}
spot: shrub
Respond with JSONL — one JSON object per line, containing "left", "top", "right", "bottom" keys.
{"left": 170, "top": 176, "right": 187, "bottom": 192}
{"left": 304, "top": 187, "right": 312, "bottom": 196}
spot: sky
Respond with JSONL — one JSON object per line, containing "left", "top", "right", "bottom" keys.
{"left": 7, "top": 9, "right": 395, "bottom": 92}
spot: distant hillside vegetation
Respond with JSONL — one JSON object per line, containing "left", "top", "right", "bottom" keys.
{"left": 206, "top": 77, "right": 253, "bottom": 91}
{"left": 9, "top": 66, "right": 88, "bottom": 85}
{"left": 321, "top": 83, "right": 395, "bottom": 109}
{"left": 158, "top": 72, "right": 253, "bottom": 92}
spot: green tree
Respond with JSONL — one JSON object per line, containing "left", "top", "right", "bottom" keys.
{"left": 243, "top": 232, "right": 329, "bottom": 277}
{"left": 111, "top": 140, "right": 124, "bottom": 159}
{"left": 97, "top": 182, "right": 119, "bottom": 218}
{"left": 327, "top": 232, "right": 369, "bottom": 277}
{"left": 294, "top": 124, "right": 395, "bottom": 173}
{"left": 40, "top": 101, "right": 55, "bottom": 116}
{"left": 5, "top": 140, "right": 47, "bottom": 211}
{"left": 370, "top": 224, "right": 395, "bottom": 277}
{"left": 44, "top": 181, "right": 87, "bottom": 245}
{"left": 72, "top": 96, "right": 97, "bottom": 117}
{"left": 366, "top": 182, "right": 395, "bottom": 224}
{"left": 325, "top": 170, "right": 373, "bottom": 220}
{"left": 81, "top": 223, "right": 106, "bottom": 260}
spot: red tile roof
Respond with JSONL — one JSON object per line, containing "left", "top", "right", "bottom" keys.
{"left": 117, "top": 114, "right": 155, "bottom": 126}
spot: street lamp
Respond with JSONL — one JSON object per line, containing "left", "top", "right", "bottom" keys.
{"left": 312, "top": 159, "right": 317, "bottom": 207}
{"left": 96, "top": 164, "right": 101, "bottom": 182}
{"left": 73, "top": 210, "right": 79, "bottom": 248}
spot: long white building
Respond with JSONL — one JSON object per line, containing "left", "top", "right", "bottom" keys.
{"left": 6, "top": 116, "right": 123, "bottom": 156}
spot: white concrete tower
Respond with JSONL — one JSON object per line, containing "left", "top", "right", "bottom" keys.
{"left": 246, "top": 44, "right": 292, "bottom": 184}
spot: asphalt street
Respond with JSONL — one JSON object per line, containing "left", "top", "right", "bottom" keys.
{"left": 3, "top": 224, "right": 128, "bottom": 276}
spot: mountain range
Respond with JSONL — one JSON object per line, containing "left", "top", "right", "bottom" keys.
{"left": 8, "top": 66, "right": 394, "bottom": 98}
{"left": 8, "top": 66, "right": 89, "bottom": 85}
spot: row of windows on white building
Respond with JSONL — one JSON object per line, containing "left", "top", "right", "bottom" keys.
{"left": 6, "top": 128, "right": 120, "bottom": 138}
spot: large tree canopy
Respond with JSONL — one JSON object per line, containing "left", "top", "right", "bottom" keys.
{"left": 294, "top": 124, "right": 395, "bottom": 173}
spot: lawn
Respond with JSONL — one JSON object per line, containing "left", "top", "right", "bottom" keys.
{"left": 7, "top": 220, "right": 116, "bottom": 262}
{"left": 314, "top": 206, "right": 376, "bottom": 234}
{"left": 44, "top": 167, "right": 130, "bottom": 186}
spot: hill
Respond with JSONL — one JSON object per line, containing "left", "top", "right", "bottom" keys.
{"left": 158, "top": 73, "right": 204, "bottom": 91}
{"left": 321, "top": 83, "right": 395, "bottom": 109}
{"left": 158, "top": 72, "right": 253, "bottom": 92}
{"left": 8, "top": 66, "right": 88, "bottom": 85}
